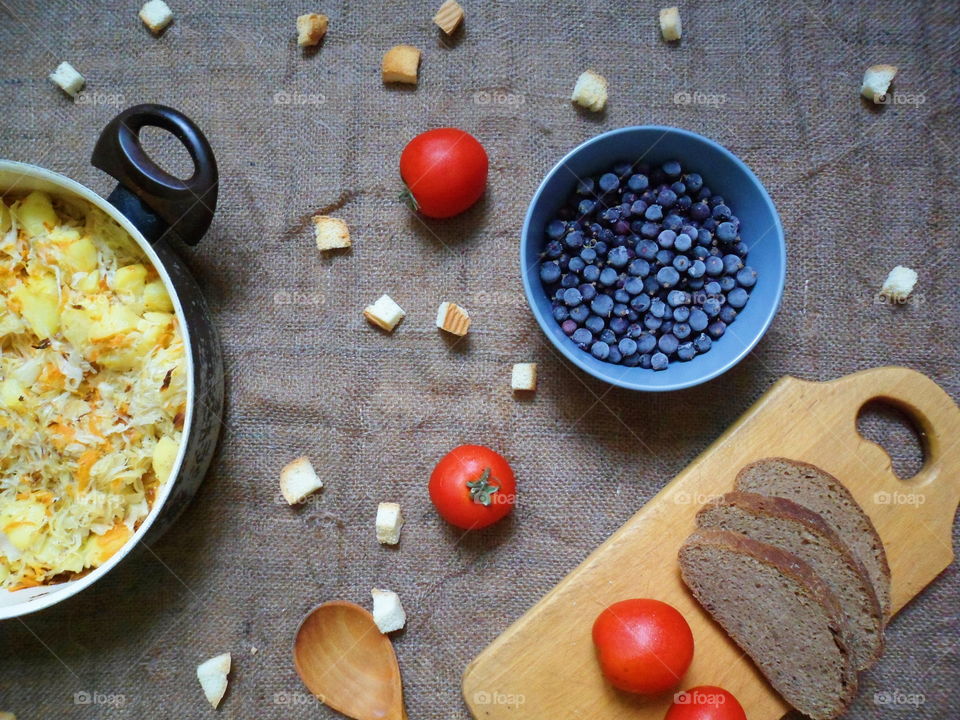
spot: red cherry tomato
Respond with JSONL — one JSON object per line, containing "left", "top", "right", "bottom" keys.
{"left": 592, "top": 598, "right": 694, "bottom": 695}
{"left": 664, "top": 686, "right": 747, "bottom": 720}
{"left": 399, "top": 128, "right": 488, "bottom": 218}
{"left": 428, "top": 444, "right": 516, "bottom": 529}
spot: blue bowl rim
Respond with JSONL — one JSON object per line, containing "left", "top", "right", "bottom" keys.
{"left": 520, "top": 125, "right": 786, "bottom": 392}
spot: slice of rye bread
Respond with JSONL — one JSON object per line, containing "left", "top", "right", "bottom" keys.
{"left": 736, "top": 458, "right": 892, "bottom": 619}
{"left": 679, "top": 529, "right": 857, "bottom": 720}
{"left": 697, "top": 492, "right": 884, "bottom": 670}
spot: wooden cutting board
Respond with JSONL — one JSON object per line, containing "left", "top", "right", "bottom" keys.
{"left": 462, "top": 367, "right": 960, "bottom": 720}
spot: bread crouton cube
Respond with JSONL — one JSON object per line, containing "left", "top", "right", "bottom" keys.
{"left": 659, "top": 6, "right": 682, "bottom": 41}
{"left": 433, "top": 0, "right": 465, "bottom": 35}
{"left": 139, "top": 0, "right": 173, "bottom": 34}
{"left": 511, "top": 363, "right": 537, "bottom": 392}
{"left": 880, "top": 265, "right": 917, "bottom": 301}
{"left": 196, "top": 653, "right": 231, "bottom": 709}
{"left": 861, "top": 64, "right": 898, "bottom": 103}
{"left": 376, "top": 502, "right": 404, "bottom": 545}
{"left": 49, "top": 62, "right": 85, "bottom": 97}
{"left": 280, "top": 456, "right": 323, "bottom": 505}
{"left": 382, "top": 45, "right": 421, "bottom": 85}
{"left": 364, "top": 294, "right": 405, "bottom": 332}
{"left": 312, "top": 215, "right": 350, "bottom": 251}
{"left": 571, "top": 70, "right": 607, "bottom": 112}
{"left": 435, "top": 301, "right": 471, "bottom": 336}
{"left": 371, "top": 589, "right": 406, "bottom": 633}
{"left": 297, "top": 13, "right": 328, "bottom": 46}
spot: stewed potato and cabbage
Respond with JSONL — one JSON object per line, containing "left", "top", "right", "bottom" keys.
{"left": 0, "top": 190, "right": 187, "bottom": 590}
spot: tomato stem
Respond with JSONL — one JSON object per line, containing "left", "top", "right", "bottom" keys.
{"left": 398, "top": 185, "right": 419, "bottom": 213}
{"left": 466, "top": 468, "right": 499, "bottom": 506}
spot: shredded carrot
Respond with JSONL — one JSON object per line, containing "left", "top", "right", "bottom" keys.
{"left": 95, "top": 523, "right": 132, "bottom": 563}
{"left": 75, "top": 448, "right": 99, "bottom": 493}
{"left": 10, "top": 578, "right": 41, "bottom": 591}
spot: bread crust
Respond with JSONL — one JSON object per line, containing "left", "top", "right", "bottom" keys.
{"left": 736, "top": 456, "right": 892, "bottom": 618}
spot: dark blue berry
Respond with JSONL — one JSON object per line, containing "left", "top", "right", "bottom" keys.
{"left": 630, "top": 293, "right": 651, "bottom": 313}
{"left": 564, "top": 230, "right": 585, "bottom": 249}
{"left": 644, "top": 314, "right": 662, "bottom": 331}
{"left": 561, "top": 274, "right": 579, "bottom": 288}
{"left": 657, "top": 189, "right": 677, "bottom": 208}
{"left": 613, "top": 303, "right": 629, "bottom": 318}
{"left": 657, "top": 266, "right": 680, "bottom": 289}
{"left": 716, "top": 222, "right": 737, "bottom": 242}
{"left": 658, "top": 229, "right": 676, "bottom": 249}
{"left": 674, "top": 233, "right": 693, "bottom": 252}
{"left": 624, "top": 277, "right": 645, "bottom": 295}
{"left": 693, "top": 333, "right": 712, "bottom": 353}
{"left": 658, "top": 333, "right": 679, "bottom": 355}
{"left": 705, "top": 256, "right": 724, "bottom": 276}
{"left": 570, "top": 304, "right": 590, "bottom": 323}
{"left": 572, "top": 327, "right": 592, "bottom": 347}
{"left": 585, "top": 315, "right": 605, "bottom": 333}
{"left": 667, "top": 289, "right": 691, "bottom": 306}
{"left": 684, "top": 173, "right": 703, "bottom": 192}
{"left": 655, "top": 249, "right": 675, "bottom": 266}
{"left": 582, "top": 264, "right": 600, "bottom": 282}
{"left": 707, "top": 321, "right": 726, "bottom": 339}
{"left": 702, "top": 297, "right": 722, "bottom": 317}
{"left": 578, "top": 199, "right": 596, "bottom": 216}
{"left": 722, "top": 254, "right": 743, "bottom": 274}
{"left": 736, "top": 266, "right": 757, "bottom": 288}
{"left": 568, "top": 256, "right": 585, "bottom": 273}
{"left": 689, "top": 307, "right": 708, "bottom": 331}
{"left": 618, "top": 337, "right": 638, "bottom": 356}
{"left": 591, "top": 294, "right": 614, "bottom": 317}
{"left": 727, "top": 287, "right": 749, "bottom": 309}
{"left": 712, "top": 204, "right": 731, "bottom": 221}
{"left": 628, "top": 174, "right": 649, "bottom": 192}
{"left": 673, "top": 255, "right": 691, "bottom": 272}
{"left": 690, "top": 202, "right": 710, "bottom": 220}
{"left": 599, "top": 328, "right": 616, "bottom": 345}
{"left": 598, "top": 173, "right": 620, "bottom": 193}
{"left": 599, "top": 267, "right": 618, "bottom": 286}
{"left": 719, "top": 276, "right": 736, "bottom": 292}
{"left": 546, "top": 220, "right": 566, "bottom": 239}
{"left": 610, "top": 316, "right": 629, "bottom": 334}
{"left": 579, "top": 284, "right": 597, "bottom": 302}
{"left": 719, "top": 305, "right": 737, "bottom": 324}
{"left": 672, "top": 306, "right": 691, "bottom": 322}
{"left": 628, "top": 258, "right": 650, "bottom": 277}
{"left": 677, "top": 342, "right": 696, "bottom": 361}
{"left": 607, "top": 346, "right": 623, "bottom": 364}
{"left": 590, "top": 341, "right": 610, "bottom": 359}
{"left": 638, "top": 333, "right": 657, "bottom": 353}
{"left": 644, "top": 204, "right": 663, "bottom": 221}
{"left": 688, "top": 259, "right": 706, "bottom": 278}
{"left": 651, "top": 352, "right": 669, "bottom": 371}
{"left": 552, "top": 305, "right": 569, "bottom": 322}
{"left": 540, "top": 261, "right": 561, "bottom": 284}
{"left": 662, "top": 160, "right": 682, "bottom": 178}
{"left": 608, "top": 246, "right": 630, "bottom": 268}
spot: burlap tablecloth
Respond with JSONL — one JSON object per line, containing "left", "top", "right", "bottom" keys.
{"left": 1, "top": 0, "right": 957, "bottom": 717}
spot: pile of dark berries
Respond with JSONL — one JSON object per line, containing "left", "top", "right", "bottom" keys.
{"left": 539, "top": 159, "right": 757, "bottom": 370}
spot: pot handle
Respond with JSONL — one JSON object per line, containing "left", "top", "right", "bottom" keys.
{"left": 90, "top": 103, "right": 218, "bottom": 246}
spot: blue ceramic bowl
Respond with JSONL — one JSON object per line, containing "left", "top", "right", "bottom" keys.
{"left": 520, "top": 126, "right": 786, "bottom": 392}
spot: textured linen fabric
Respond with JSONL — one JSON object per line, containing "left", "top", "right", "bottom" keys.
{"left": 0, "top": 0, "right": 958, "bottom": 718}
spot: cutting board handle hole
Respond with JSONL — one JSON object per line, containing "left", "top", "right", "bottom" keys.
{"left": 856, "top": 400, "right": 927, "bottom": 481}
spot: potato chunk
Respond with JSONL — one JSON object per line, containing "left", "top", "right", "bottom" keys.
{"left": 18, "top": 191, "right": 59, "bottom": 237}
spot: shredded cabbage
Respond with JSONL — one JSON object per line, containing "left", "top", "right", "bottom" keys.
{"left": 0, "top": 191, "right": 187, "bottom": 590}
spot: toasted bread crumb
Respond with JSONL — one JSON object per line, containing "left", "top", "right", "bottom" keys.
{"left": 280, "top": 456, "right": 323, "bottom": 505}
{"left": 861, "top": 64, "right": 897, "bottom": 103}
{"left": 139, "top": 0, "right": 173, "bottom": 33}
{"left": 49, "top": 62, "right": 85, "bottom": 97}
{"left": 382, "top": 45, "right": 421, "bottom": 85}
{"left": 297, "top": 13, "right": 328, "bottom": 46}
{"left": 880, "top": 265, "right": 917, "bottom": 301}
{"left": 435, "top": 301, "right": 471, "bottom": 336}
{"left": 312, "top": 215, "right": 350, "bottom": 251}
{"left": 571, "top": 70, "right": 607, "bottom": 112}
{"left": 511, "top": 363, "right": 537, "bottom": 392}
{"left": 196, "top": 653, "right": 231, "bottom": 709}
{"left": 371, "top": 589, "right": 406, "bottom": 633}
{"left": 364, "top": 294, "right": 405, "bottom": 332}
{"left": 376, "top": 502, "right": 404, "bottom": 545}
{"left": 659, "top": 6, "right": 682, "bottom": 41}
{"left": 433, "top": 0, "right": 465, "bottom": 34}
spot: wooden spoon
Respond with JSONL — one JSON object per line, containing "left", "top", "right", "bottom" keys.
{"left": 294, "top": 601, "right": 407, "bottom": 720}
